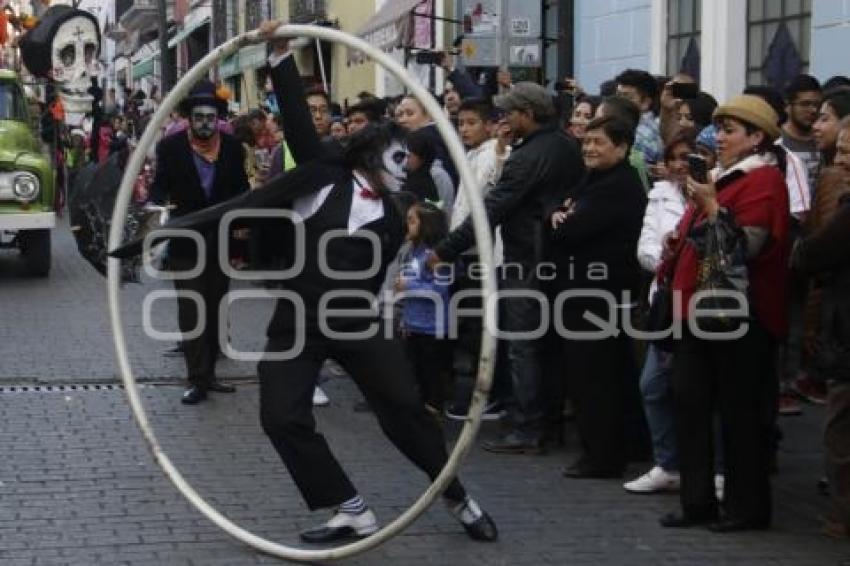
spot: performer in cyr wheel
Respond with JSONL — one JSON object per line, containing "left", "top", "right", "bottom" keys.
{"left": 114, "top": 22, "right": 498, "bottom": 543}
{"left": 246, "top": 21, "right": 498, "bottom": 544}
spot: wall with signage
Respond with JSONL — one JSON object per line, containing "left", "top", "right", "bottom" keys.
{"left": 460, "top": 0, "right": 542, "bottom": 69}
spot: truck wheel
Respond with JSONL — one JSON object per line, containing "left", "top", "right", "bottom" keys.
{"left": 20, "top": 229, "right": 51, "bottom": 277}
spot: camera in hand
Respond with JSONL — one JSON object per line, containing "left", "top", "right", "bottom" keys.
{"left": 687, "top": 154, "right": 709, "bottom": 183}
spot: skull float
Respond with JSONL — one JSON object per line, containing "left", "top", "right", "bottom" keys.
{"left": 20, "top": 5, "right": 101, "bottom": 126}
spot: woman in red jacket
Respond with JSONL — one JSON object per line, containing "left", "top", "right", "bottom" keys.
{"left": 660, "top": 95, "right": 791, "bottom": 532}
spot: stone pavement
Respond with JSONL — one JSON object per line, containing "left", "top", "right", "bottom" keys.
{"left": 0, "top": 379, "right": 847, "bottom": 566}
{"left": 0, "top": 219, "right": 848, "bottom": 565}
{"left": 0, "top": 217, "right": 265, "bottom": 383}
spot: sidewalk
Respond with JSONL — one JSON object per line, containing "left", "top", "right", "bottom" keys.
{"left": 0, "top": 374, "right": 846, "bottom": 566}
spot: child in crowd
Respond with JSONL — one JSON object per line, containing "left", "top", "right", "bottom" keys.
{"left": 395, "top": 202, "right": 452, "bottom": 413}
{"left": 401, "top": 129, "right": 442, "bottom": 204}
{"left": 444, "top": 97, "right": 512, "bottom": 421}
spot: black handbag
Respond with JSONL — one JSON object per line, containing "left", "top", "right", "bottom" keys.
{"left": 645, "top": 214, "right": 697, "bottom": 352}
{"left": 692, "top": 218, "right": 750, "bottom": 333}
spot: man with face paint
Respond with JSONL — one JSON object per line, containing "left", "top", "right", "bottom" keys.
{"left": 149, "top": 80, "right": 251, "bottom": 405}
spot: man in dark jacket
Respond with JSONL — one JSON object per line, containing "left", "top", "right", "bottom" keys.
{"left": 149, "top": 80, "right": 250, "bottom": 404}
{"left": 429, "top": 82, "right": 584, "bottom": 452}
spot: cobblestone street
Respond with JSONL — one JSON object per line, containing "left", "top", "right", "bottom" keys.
{"left": 0, "top": 221, "right": 847, "bottom": 565}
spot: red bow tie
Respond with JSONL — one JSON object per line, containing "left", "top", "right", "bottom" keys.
{"left": 359, "top": 187, "right": 381, "bottom": 200}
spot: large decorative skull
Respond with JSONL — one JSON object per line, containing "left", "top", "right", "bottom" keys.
{"left": 50, "top": 15, "right": 100, "bottom": 120}
{"left": 19, "top": 6, "right": 101, "bottom": 126}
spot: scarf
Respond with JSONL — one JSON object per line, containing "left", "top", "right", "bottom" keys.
{"left": 712, "top": 152, "right": 778, "bottom": 183}
{"left": 188, "top": 130, "right": 221, "bottom": 163}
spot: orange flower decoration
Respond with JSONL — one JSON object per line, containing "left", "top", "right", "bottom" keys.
{"left": 215, "top": 84, "right": 232, "bottom": 102}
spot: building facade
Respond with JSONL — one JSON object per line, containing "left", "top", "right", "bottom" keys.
{"left": 574, "top": 0, "right": 849, "bottom": 101}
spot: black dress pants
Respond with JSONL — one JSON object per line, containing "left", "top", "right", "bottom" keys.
{"left": 258, "top": 330, "right": 467, "bottom": 510}
{"left": 559, "top": 309, "right": 635, "bottom": 472}
{"left": 673, "top": 322, "right": 776, "bottom": 522}
{"left": 172, "top": 257, "right": 229, "bottom": 387}
{"left": 404, "top": 332, "right": 453, "bottom": 410}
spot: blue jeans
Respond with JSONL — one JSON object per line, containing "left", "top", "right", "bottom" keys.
{"left": 640, "top": 345, "right": 678, "bottom": 471}
{"left": 501, "top": 276, "right": 545, "bottom": 440}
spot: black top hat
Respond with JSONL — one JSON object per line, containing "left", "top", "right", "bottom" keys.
{"left": 179, "top": 79, "right": 228, "bottom": 117}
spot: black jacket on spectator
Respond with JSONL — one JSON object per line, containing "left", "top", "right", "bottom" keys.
{"left": 793, "top": 194, "right": 850, "bottom": 381}
{"left": 149, "top": 131, "right": 249, "bottom": 260}
{"left": 547, "top": 159, "right": 648, "bottom": 310}
{"left": 435, "top": 125, "right": 583, "bottom": 269}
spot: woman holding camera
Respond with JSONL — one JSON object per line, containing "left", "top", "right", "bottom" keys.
{"left": 660, "top": 96, "right": 791, "bottom": 532}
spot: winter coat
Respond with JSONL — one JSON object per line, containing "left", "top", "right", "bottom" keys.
{"left": 435, "top": 125, "right": 583, "bottom": 272}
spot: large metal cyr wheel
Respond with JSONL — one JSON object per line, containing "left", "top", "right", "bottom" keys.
{"left": 107, "top": 23, "right": 498, "bottom": 562}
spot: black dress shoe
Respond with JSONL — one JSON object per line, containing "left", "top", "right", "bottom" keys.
{"left": 707, "top": 517, "right": 770, "bottom": 533}
{"left": 181, "top": 386, "right": 208, "bottom": 405}
{"left": 446, "top": 497, "right": 499, "bottom": 542}
{"left": 207, "top": 380, "right": 236, "bottom": 393}
{"left": 659, "top": 510, "right": 718, "bottom": 528}
{"left": 462, "top": 510, "right": 498, "bottom": 542}
{"left": 481, "top": 432, "right": 545, "bottom": 455}
{"left": 299, "top": 510, "right": 379, "bottom": 543}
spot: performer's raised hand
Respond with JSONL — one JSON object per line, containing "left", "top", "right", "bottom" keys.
{"left": 258, "top": 20, "right": 289, "bottom": 55}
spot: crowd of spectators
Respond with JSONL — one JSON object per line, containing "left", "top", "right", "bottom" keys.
{"left": 68, "top": 41, "right": 850, "bottom": 539}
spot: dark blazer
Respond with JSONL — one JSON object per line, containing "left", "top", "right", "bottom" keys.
{"left": 114, "top": 53, "right": 403, "bottom": 282}
{"left": 149, "top": 131, "right": 249, "bottom": 260}
{"left": 547, "top": 159, "right": 648, "bottom": 309}
{"left": 435, "top": 125, "right": 583, "bottom": 271}
{"left": 150, "top": 131, "right": 249, "bottom": 216}
{"left": 265, "top": 52, "right": 404, "bottom": 281}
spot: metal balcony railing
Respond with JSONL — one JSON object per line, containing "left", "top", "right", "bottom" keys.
{"left": 119, "top": 0, "right": 175, "bottom": 32}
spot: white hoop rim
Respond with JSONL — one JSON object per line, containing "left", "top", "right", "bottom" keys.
{"left": 107, "top": 24, "right": 498, "bottom": 562}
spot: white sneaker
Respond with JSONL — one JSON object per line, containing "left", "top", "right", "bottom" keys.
{"left": 623, "top": 466, "right": 680, "bottom": 493}
{"left": 715, "top": 474, "right": 725, "bottom": 501}
{"left": 312, "top": 386, "right": 330, "bottom": 406}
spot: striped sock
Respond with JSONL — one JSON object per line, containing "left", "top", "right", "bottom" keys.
{"left": 339, "top": 494, "right": 368, "bottom": 515}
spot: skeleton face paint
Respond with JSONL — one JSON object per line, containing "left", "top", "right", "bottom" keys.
{"left": 51, "top": 16, "right": 99, "bottom": 123}
{"left": 190, "top": 105, "right": 218, "bottom": 141}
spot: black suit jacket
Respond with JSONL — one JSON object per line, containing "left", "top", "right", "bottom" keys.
{"left": 547, "top": 160, "right": 648, "bottom": 306}
{"left": 114, "top": 54, "right": 403, "bottom": 279}
{"left": 149, "top": 131, "right": 249, "bottom": 260}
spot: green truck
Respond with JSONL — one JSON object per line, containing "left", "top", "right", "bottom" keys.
{"left": 0, "top": 69, "right": 55, "bottom": 277}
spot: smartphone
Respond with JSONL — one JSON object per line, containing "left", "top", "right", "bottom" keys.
{"left": 687, "top": 154, "right": 709, "bottom": 183}
{"left": 669, "top": 82, "right": 699, "bottom": 100}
